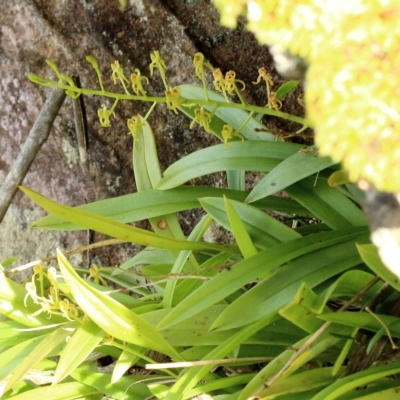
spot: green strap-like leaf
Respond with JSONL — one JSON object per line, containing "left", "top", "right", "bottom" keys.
{"left": 112, "top": 346, "right": 141, "bottom": 383}
{"left": 285, "top": 176, "right": 368, "bottom": 229}
{"left": 4, "top": 323, "right": 75, "bottom": 393}
{"left": 20, "top": 186, "right": 236, "bottom": 253}
{"left": 255, "top": 367, "right": 341, "bottom": 399}
{"left": 2, "top": 382, "right": 98, "bottom": 400}
{"left": 212, "top": 235, "right": 366, "bottom": 331}
{"left": 200, "top": 196, "right": 301, "bottom": 249}
{"left": 240, "top": 329, "right": 349, "bottom": 400}
{"left": 0, "top": 335, "right": 47, "bottom": 384}
{"left": 279, "top": 283, "right": 325, "bottom": 334}
{"left": 133, "top": 117, "right": 185, "bottom": 240}
{"left": 318, "top": 312, "right": 400, "bottom": 337}
{"left": 275, "top": 80, "right": 300, "bottom": 100}
{"left": 246, "top": 150, "right": 336, "bottom": 202}
{"left": 71, "top": 368, "right": 152, "bottom": 399}
{"left": 157, "top": 228, "right": 367, "bottom": 330}
{"left": 142, "top": 306, "right": 304, "bottom": 347}
{"left": 57, "top": 250, "right": 181, "bottom": 360}
{"left": 224, "top": 196, "right": 258, "bottom": 258}
{"left": 310, "top": 361, "right": 400, "bottom": 400}
{"left": 53, "top": 319, "right": 105, "bottom": 385}
{"left": 313, "top": 270, "right": 380, "bottom": 314}
{"left": 156, "top": 141, "right": 303, "bottom": 190}
{"left": 162, "top": 215, "right": 212, "bottom": 309}
{"left": 163, "top": 313, "right": 279, "bottom": 400}
{"left": 34, "top": 186, "right": 309, "bottom": 231}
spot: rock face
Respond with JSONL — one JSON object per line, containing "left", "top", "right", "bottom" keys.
{"left": 0, "top": 0, "right": 301, "bottom": 269}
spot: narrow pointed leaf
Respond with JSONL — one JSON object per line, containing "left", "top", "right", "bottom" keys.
{"left": 224, "top": 196, "right": 258, "bottom": 258}
{"left": 211, "top": 233, "right": 367, "bottom": 331}
{"left": 71, "top": 368, "right": 152, "bottom": 399}
{"left": 35, "top": 187, "right": 309, "bottom": 230}
{"left": 313, "top": 270, "right": 380, "bottom": 314}
{"left": 143, "top": 306, "right": 304, "bottom": 347}
{"left": 163, "top": 215, "right": 212, "bottom": 308}
{"left": 164, "top": 314, "right": 278, "bottom": 400}
{"left": 279, "top": 283, "right": 324, "bottom": 333}
{"left": 0, "top": 336, "right": 47, "bottom": 383}
{"left": 310, "top": 361, "right": 400, "bottom": 400}
{"left": 133, "top": 117, "right": 161, "bottom": 189}
{"left": 256, "top": 367, "right": 341, "bottom": 399}
{"left": 275, "top": 80, "right": 300, "bottom": 100}
{"left": 240, "top": 327, "right": 350, "bottom": 400}
{"left": 133, "top": 117, "right": 184, "bottom": 239}
{"left": 3, "top": 382, "right": 98, "bottom": 400}
{"left": 20, "top": 186, "right": 235, "bottom": 253}
{"left": 156, "top": 141, "right": 303, "bottom": 190}
{"left": 56, "top": 250, "right": 181, "bottom": 360}
{"left": 200, "top": 197, "right": 300, "bottom": 250}
{"left": 318, "top": 312, "right": 400, "bottom": 337}
{"left": 112, "top": 347, "right": 141, "bottom": 383}
{"left": 285, "top": 177, "right": 368, "bottom": 229}
{"left": 53, "top": 319, "right": 104, "bottom": 384}
{"left": 246, "top": 151, "right": 336, "bottom": 202}
{"left": 157, "top": 228, "right": 367, "bottom": 330}
{"left": 4, "top": 324, "right": 74, "bottom": 392}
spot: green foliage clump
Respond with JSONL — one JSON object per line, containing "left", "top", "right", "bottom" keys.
{"left": 214, "top": 0, "right": 400, "bottom": 192}
{"left": 1, "top": 48, "right": 400, "bottom": 400}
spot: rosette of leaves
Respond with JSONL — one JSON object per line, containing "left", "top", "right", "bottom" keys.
{"left": 214, "top": 0, "right": 400, "bottom": 192}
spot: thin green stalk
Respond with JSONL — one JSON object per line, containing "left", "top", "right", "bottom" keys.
{"left": 28, "top": 76, "right": 310, "bottom": 127}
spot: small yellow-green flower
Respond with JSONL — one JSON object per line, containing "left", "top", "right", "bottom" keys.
{"left": 165, "top": 86, "right": 182, "bottom": 114}
{"left": 111, "top": 60, "right": 129, "bottom": 85}
{"left": 193, "top": 52, "right": 206, "bottom": 80}
{"left": 127, "top": 115, "right": 144, "bottom": 139}
{"left": 98, "top": 104, "right": 115, "bottom": 127}
{"left": 222, "top": 124, "right": 244, "bottom": 148}
{"left": 190, "top": 107, "right": 212, "bottom": 133}
{"left": 224, "top": 70, "right": 245, "bottom": 94}
{"left": 212, "top": 68, "right": 225, "bottom": 93}
{"left": 130, "top": 68, "right": 149, "bottom": 96}
{"left": 150, "top": 50, "right": 168, "bottom": 87}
